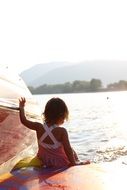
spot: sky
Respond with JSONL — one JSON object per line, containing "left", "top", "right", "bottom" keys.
{"left": 0, "top": 0, "right": 127, "bottom": 74}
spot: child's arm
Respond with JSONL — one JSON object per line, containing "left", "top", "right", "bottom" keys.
{"left": 19, "top": 97, "right": 40, "bottom": 130}
{"left": 61, "top": 128, "right": 76, "bottom": 166}
{"left": 61, "top": 128, "right": 90, "bottom": 166}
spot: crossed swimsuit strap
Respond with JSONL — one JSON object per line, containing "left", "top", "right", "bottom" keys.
{"left": 38, "top": 123, "right": 62, "bottom": 149}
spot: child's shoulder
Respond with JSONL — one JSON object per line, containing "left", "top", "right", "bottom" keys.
{"left": 54, "top": 126, "right": 67, "bottom": 133}
{"left": 58, "top": 127, "right": 68, "bottom": 135}
{"left": 34, "top": 122, "right": 43, "bottom": 127}
{"left": 34, "top": 122, "right": 44, "bottom": 131}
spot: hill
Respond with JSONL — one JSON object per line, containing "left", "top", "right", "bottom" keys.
{"left": 20, "top": 61, "right": 127, "bottom": 87}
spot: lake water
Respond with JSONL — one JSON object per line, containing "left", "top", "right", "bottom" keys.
{"left": 34, "top": 91, "right": 127, "bottom": 164}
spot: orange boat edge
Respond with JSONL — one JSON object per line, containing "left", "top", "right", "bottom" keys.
{"left": 1, "top": 163, "right": 127, "bottom": 190}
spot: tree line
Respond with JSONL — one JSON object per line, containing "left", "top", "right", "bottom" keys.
{"left": 28, "top": 79, "right": 127, "bottom": 94}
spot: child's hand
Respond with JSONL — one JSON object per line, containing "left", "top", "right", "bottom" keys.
{"left": 19, "top": 97, "right": 26, "bottom": 108}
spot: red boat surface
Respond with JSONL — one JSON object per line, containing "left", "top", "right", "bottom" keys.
{"left": 0, "top": 66, "right": 41, "bottom": 174}
{"left": 0, "top": 163, "right": 127, "bottom": 190}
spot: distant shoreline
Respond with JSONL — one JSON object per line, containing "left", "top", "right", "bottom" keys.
{"left": 30, "top": 88, "right": 127, "bottom": 95}
{"left": 28, "top": 79, "right": 127, "bottom": 95}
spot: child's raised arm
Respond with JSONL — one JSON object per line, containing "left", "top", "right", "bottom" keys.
{"left": 19, "top": 97, "right": 40, "bottom": 130}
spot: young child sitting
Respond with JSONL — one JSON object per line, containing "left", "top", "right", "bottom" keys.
{"left": 19, "top": 97, "right": 90, "bottom": 168}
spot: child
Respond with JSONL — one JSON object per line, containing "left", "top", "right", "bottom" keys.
{"left": 19, "top": 97, "right": 90, "bottom": 168}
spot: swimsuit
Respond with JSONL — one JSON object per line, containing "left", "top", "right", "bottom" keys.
{"left": 37, "top": 123, "right": 70, "bottom": 168}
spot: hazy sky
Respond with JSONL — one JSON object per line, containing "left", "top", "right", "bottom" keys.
{"left": 0, "top": 0, "right": 127, "bottom": 73}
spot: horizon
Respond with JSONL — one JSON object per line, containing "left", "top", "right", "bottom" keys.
{"left": 19, "top": 60, "right": 127, "bottom": 89}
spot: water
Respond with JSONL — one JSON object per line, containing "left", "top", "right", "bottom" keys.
{"left": 34, "top": 91, "right": 127, "bottom": 164}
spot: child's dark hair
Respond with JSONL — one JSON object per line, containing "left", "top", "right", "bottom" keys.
{"left": 43, "top": 97, "right": 69, "bottom": 124}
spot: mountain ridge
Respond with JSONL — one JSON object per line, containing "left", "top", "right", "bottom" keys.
{"left": 20, "top": 60, "right": 127, "bottom": 87}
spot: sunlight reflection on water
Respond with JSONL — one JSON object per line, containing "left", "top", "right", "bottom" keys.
{"left": 34, "top": 91, "right": 127, "bottom": 164}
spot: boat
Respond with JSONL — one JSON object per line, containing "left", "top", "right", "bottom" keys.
{"left": 1, "top": 67, "right": 127, "bottom": 189}
{"left": 0, "top": 66, "right": 41, "bottom": 175}
{"left": 1, "top": 163, "right": 127, "bottom": 190}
